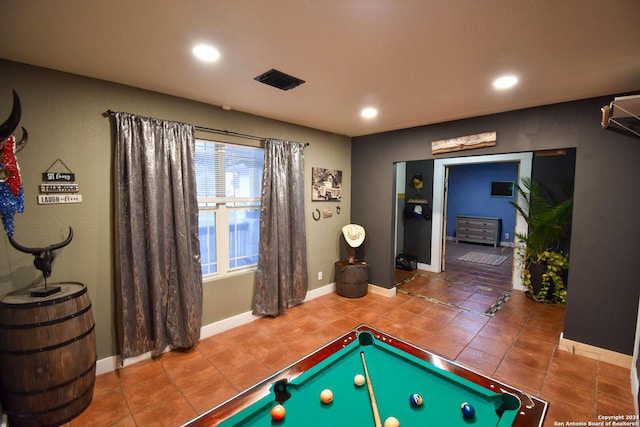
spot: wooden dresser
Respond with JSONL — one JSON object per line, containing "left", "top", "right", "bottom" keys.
{"left": 456, "top": 215, "right": 501, "bottom": 247}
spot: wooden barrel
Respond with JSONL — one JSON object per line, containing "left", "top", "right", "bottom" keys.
{"left": 335, "top": 261, "right": 369, "bottom": 298}
{"left": 0, "top": 282, "right": 96, "bottom": 426}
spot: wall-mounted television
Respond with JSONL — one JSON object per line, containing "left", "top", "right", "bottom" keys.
{"left": 490, "top": 181, "right": 514, "bottom": 197}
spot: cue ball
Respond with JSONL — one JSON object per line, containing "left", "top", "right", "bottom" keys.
{"left": 461, "top": 402, "right": 475, "bottom": 419}
{"left": 354, "top": 374, "right": 366, "bottom": 386}
{"left": 409, "top": 393, "right": 423, "bottom": 407}
{"left": 320, "top": 389, "right": 334, "bottom": 404}
{"left": 270, "top": 404, "right": 285, "bottom": 421}
{"left": 383, "top": 416, "right": 400, "bottom": 427}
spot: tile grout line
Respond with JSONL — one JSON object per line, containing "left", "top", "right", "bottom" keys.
{"left": 491, "top": 310, "right": 536, "bottom": 386}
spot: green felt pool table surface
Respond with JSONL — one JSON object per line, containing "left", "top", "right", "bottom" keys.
{"left": 184, "top": 325, "right": 547, "bottom": 427}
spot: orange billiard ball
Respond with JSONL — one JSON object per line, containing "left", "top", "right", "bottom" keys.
{"left": 271, "top": 404, "right": 286, "bottom": 421}
{"left": 320, "top": 388, "right": 334, "bottom": 404}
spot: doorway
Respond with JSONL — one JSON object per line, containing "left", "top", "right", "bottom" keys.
{"left": 394, "top": 153, "right": 532, "bottom": 291}
{"left": 434, "top": 153, "right": 532, "bottom": 290}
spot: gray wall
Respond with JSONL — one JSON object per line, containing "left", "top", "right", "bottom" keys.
{"left": 352, "top": 98, "right": 640, "bottom": 355}
{"left": 0, "top": 60, "right": 351, "bottom": 360}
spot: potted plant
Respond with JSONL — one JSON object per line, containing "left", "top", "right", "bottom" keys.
{"left": 510, "top": 177, "right": 573, "bottom": 303}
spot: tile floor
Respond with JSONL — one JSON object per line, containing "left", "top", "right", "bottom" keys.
{"left": 65, "top": 244, "right": 635, "bottom": 427}
{"left": 68, "top": 292, "right": 636, "bottom": 426}
{"left": 440, "top": 240, "right": 515, "bottom": 291}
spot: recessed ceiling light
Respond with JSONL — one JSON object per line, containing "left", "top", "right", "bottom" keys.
{"left": 493, "top": 75, "right": 518, "bottom": 90}
{"left": 361, "top": 107, "right": 378, "bottom": 119}
{"left": 192, "top": 44, "right": 220, "bottom": 62}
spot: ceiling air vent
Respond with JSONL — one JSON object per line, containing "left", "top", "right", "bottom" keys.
{"left": 254, "top": 69, "right": 305, "bottom": 91}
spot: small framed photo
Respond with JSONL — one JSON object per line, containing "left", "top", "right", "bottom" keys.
{"left": 312, "top": 167, "right": 342, "bottom": 201}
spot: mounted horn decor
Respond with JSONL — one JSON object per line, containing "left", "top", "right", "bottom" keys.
{"left": 8, "top": 227, "right": 74, "bottom": 296}
{"left": 1, "top": 90, "right": 75, "bottom": 297}
{"left": 0, "top": 90, "right": 21, "bottom": 142}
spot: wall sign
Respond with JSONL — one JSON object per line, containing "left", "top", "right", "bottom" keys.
{"left": 38, "top": 159, "right": 82, "bottom": 205}
{"left": 42, "top": 172, "right": 75, "bottom": 182}
{"left": 39, "top": 184, "right": 79, "bottom": 193}
{"left": 37, "top": 194, "right": 82, "bottom": 204}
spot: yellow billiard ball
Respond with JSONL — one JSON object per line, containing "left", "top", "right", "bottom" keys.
{"left": 384, "top": 416, "right": 400, "bottom": 427}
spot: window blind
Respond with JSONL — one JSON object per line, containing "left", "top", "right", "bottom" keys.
{"left": 195, "top": 140, "right": 264, "bottom": 205}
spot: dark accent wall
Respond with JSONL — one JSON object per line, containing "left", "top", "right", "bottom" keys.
{"left": 532, "top": 148, "right": 577, "bottom": 200}
{"left": 352, "top": 96, "right": 640, "bottom": 355}
{"left": 531, "top": 148, "right": 577, "bottom": 253}
{"left": 401, "top": 160, "right": 433, "bottom": 263}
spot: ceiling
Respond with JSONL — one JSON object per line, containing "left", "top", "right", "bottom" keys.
{"left": 1, "top": 0, "right": 639, "bottom": 137}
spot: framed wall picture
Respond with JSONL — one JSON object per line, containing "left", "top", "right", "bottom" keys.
{"left": 312, "top": 167, "right": 342, "bottom": 201}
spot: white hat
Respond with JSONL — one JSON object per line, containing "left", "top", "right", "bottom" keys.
{"left": 342, "top": 224, "right": 365, "bottom": 248}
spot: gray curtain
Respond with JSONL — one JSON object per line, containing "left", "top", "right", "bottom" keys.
{"left": 253, "top": 139, "right": 308, "bottom": 316}
{"left": 114, "top": 112, "right": 202, "bottom": 359}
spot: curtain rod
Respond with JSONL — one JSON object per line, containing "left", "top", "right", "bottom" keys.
{"left": 194, "top": 125, "right": 309, "bottom": 147}
{"left": 105, "top": 110, "right": 309, "bottom": 146}
{"left": 195, "top": 125, "right": 263, "bottom": 141}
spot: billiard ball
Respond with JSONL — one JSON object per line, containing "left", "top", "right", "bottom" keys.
{"left": 461, "top": 402, "right": 475, "bottom": 419}
{"left": 271, "top": 404, "right": 285, "bottom": 421}
{"left": 320, "top": 388, "right": 334, "bottom": 404}
{"left": 354, "top": 374, "right": 366, "bottom": 386}
{"left": 383, "top": 416, "right": 400, "bottom": 427}
{"left": 409, "top": 393, "right": 423, "bottom": 407}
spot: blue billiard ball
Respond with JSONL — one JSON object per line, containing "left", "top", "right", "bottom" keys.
{"left": 409, "top": 393, "right": 423, "bottom": 407}
{"left": 461, "top": 402, "right": 475, "bottom": 419}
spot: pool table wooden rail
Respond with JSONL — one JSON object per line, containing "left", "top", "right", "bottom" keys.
{"left": 182, "top": 324, "right": 548, "bottom": 427}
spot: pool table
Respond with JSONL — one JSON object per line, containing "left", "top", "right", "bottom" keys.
{"left": 184, "top": 324, "right": 548, "bottom": 426}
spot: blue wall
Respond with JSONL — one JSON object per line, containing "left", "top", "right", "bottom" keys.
{"left": 446, "top": 162, "right": 518, "bottom": 244}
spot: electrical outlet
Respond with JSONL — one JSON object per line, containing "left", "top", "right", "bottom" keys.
{"left": 317, "top": 271, "right": 323, "bottom": 280}
{"left": 505, "top": 232, "right": 510, "bottom": 240}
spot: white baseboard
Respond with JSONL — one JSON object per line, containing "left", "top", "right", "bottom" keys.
{"left": 97, "top": 282, "right": 347, "bottom": 376}
{"left": 559, "top": 333, "right": 633, "bottom": 369}
{"left": 632, "top": 364, "right": 638, "bottom": 416}
{"left": 305, "top": 282, "right": 337, "bottom": 300}
{"left": 632, "top": 294, "right": 640, "bottom": 415}
{"left": 369, "top": 283, "right": 395, "bottom": 297}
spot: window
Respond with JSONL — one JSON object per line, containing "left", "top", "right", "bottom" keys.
{"left": 195, "top": 139, "right": 264, "bottom": 277}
